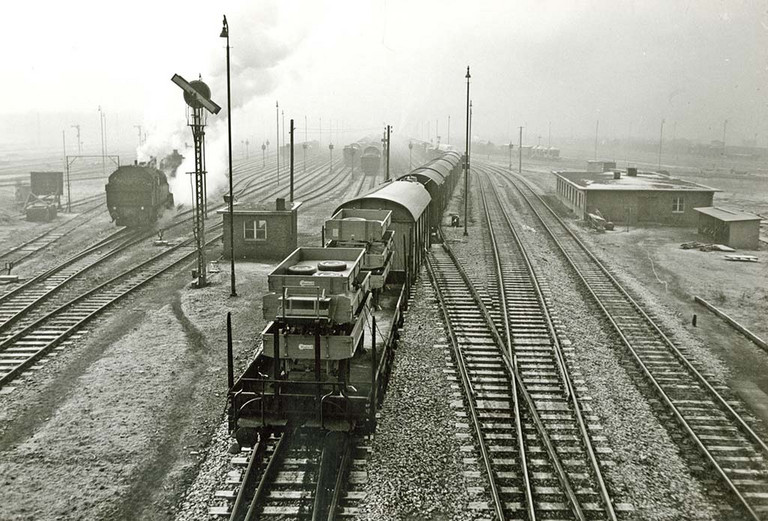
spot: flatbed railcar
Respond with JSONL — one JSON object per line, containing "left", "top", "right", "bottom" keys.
{"left": 105, "top": 163, "right": 174, "bottom": 227}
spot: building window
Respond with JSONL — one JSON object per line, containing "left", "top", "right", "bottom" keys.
{"left": 672, "top": 197, "right": 684, "bottom": 213}
{"left": 244, "top": 219, "right": 267, "bottom": 240}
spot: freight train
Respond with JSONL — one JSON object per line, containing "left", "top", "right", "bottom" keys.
{"left": 227, "top": 151, "right": 462, "bottom": 441}
{"left": 105, "top": 162, "right": 175, "bottom": 227}
{"left": 360, "top": 145, "right": 381, "bottom": 176}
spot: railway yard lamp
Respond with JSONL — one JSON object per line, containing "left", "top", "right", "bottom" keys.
{"left": 221, "top": 14, "right": 237, "bottom": 297}
{"left": 463, "top": 66, "right": 470, "bottom": 236}
{"left": 409, "top": 141, "right": 413, "bottom": 170}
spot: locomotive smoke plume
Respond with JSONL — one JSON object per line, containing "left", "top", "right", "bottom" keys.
{"left": 136, "top": 2, "right": 300, "bottom": 206}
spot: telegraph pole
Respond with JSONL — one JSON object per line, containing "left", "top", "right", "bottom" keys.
{"left": 448, "top": 115, "right": 451, "bottom": 145}
{"left": 282, "top": 110, "right": 285, "bottom": 168}
{"left": 463, "top": 66, "right": 470, "bottom": 237}
{"left": 134, "top": 125, "right": 143, "bottom": 148}
{"left": 518, "top": 126, "right": 523, "bottom": 174}
{"left": 290, "top": 119, "right": 295, "bottom": 202}
{"left": 658, "top": 118, "right": 665, "bottom": 171}
{"left": 303, "top": 115, "right": 308, "bottom": 173}
{"left": 98, "top": 106, "right": 106, "bottom": 175}
{"left": 385, "top": 125, "right": 391, "bottom": 181}
{"left": 594, "top": 119, "right": 599, "bottom": 160}
{"left": 276, "top": 101, "right": 280, "bottom": 185}
{"left": 548, "top": 121, "right": 552, "bottom": 147}
{"left": 71, "top": 124, "right": 82, "bottom": 154}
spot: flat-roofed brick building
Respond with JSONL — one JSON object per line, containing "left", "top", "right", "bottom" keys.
{"left": 553, "top": 169, "right": 719, "bottom": 226}
{"left": 218, "top": 198, "right": 301, "bottom": 261}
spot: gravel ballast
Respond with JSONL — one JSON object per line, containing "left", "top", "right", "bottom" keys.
{"left": 443, "top": 167, "right": 723, "bottom": 520}
{"left": 354, "top": 274, "right": 486, "bottom": 521}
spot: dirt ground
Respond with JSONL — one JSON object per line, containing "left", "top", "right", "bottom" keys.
{"left": 0, "top": 155, "right": 394, "bottom": 520}
{"left": 513, "top": 155, "right": 768, "bottom": 430}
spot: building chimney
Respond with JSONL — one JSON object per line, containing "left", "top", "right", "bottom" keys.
{"left": 613, "top": 171, "right": 621, "bottom": 180}
{"left": 627, "top": 167, "right": 637, "bottom": 177}
{"left": 276, "top": 198, "right": 286, "bottom": 211}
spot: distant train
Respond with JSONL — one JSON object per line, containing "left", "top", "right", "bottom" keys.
{"left": 227, "top": 150, "right": 462, "bottom": 438}
{"left": 360, "top": 145, "right": 381, "bottom": 176}
{"left": 343, "top": 143, "right": 361, "bottom": 168}
{"left": 105, "top": 163, "right": 175, "bottom": 227}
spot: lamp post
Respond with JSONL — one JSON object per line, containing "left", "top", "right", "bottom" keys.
{"left": 221, "top": 14, "right": 237, "bottom": 297}
{"left": 463, "top": 66, "right": 470, "bottom": 236}
{"left": 658, "top": 118, "right": 665, "bottom": 171}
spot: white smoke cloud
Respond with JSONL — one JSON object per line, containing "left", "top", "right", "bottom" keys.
{"left": 135, "top": 0, "right": 309, "bottom": 206}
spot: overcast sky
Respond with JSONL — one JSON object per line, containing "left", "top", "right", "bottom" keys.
{"left": 2, "top": 0, "right": 767, "bottom": 153}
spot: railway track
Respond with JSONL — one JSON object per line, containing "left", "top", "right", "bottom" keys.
{"left": 0, "top": 227, "right": 138, "bottom": 334}
{"left": 0, "top": 235, "right": 207, "bottom": 387}
{"left": 0, "top": 154, "right": 352, "bottom": 389}
{"left": 0, "top": 200, "right": 108, "bottom": 265}
{"left": 211, "top": 428, "right": 364, "bottom": 520}
{"left": 427, "top": 235, "right": 618, "bottom": 520}
{"left": 482, "top": 162, "right": 768, "bottom": 520}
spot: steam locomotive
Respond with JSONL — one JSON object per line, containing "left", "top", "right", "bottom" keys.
{"left": 105, "top": 163, "right": 175, "bottom": 227}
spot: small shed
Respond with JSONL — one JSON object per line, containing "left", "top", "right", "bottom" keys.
{"left": 218, "top": 198, "right": 301, "bottom": 261}
{"left": 28, "top": 171, "right": 64, "bottom": 208}
{"left": 694, "top": 207, "right": 761, "bottom": 250}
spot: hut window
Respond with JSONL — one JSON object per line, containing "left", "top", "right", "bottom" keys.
{"left": 244, "top": 219, "right": 267, "bottom": 240}
{"left": 672, "top": 197, "right": 684, "bottom": 213}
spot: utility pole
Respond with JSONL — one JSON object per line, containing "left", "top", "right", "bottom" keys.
{"left": 508, "top": 143, "right": 513, "bottom": 170}
{"left": 463, "top": 66, "right": 470, "bottom": 237}
{"left": 282, "top": 109, "right": 285, "bottom": 169}
{"left": 594, "top": 119, "right": 599, "bottom": 160}
{"left": 290, "top": 119, "right": 295, "bottom": 202}
{"left": 658, "top": 118, "right": 665, "bottom": 170}
{"left": 409, "top": 141, "right": 413, "bottom": 170}
{"left": 518, "top": 126, "right": 523, "bottom": 174}
{"left": 548, "top": 121, "right": 552, "bottom": 147}
{"left": 722, "top": 119, "right": 728, "bottom": 160}
{"left": 673, "top": 121, "right": 678, "bottom": 162}
{"left": 328, "top": 119, "right": 334, "bottom": 174}
{"left": 303, "top": 115, "right": 308, "bottom": 173}
{"left": 448, "top": 115, "right": 451, "bottom": 145}
{"left": 275, "top": 101, "right": 280, "bottom": 185}
{"left": 98, "top": 106, "right": 106, "bottom": 175}
{"left": 71, "top": 124, "right": 82, "bottom": 154}
{"left": 385, "top": 124, "right": 391, "bottom": 181}
{"left": 134, "top": 125, "right": 143, "bottom": 148}
{"left": 469, "top": 101, "right": 473, "bottom": 160}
